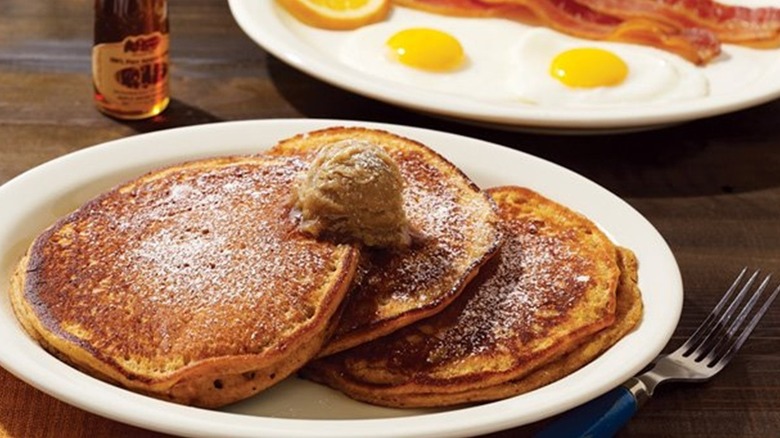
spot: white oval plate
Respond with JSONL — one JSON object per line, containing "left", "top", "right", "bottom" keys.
{"left": 227, "top": 0, "right": 780, "bottom": 133}
{"left": 0, "top": 119, "right": 682, "bottom": 437}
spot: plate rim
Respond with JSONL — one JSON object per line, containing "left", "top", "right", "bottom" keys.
{"left": 226, "top": 0, "right": 780, "bottom": 131}
{"left": 0, "top": 119, "right": 683, "bottom": 437}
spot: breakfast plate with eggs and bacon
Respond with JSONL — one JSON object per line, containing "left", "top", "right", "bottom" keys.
{"left": 228, "top": 0, "right": 780, "bottom": 132}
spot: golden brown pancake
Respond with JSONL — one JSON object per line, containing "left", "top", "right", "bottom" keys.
{"left": 10, "top": 155, "right": 359, "bottom": 407}
{"left": 269, "top": 127, "right": 502, "bottom": 356}
{"left": 419, "top": 247, "right": 643, "bottom": 406}
{"left": 301, "top": 186, "right": 639, "bottom": 408}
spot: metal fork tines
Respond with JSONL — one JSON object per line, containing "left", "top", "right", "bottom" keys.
{"left": 633, "top": 268, "right": 780, "bottom": 400}
{"left": 535, "top": 268, "right": 779, "bottom": 438}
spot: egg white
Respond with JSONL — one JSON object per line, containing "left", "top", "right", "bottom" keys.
{"left": 509, "top": 28, "right": 709, "bottom": 107}
{"left": 338, "top": 22, "right": 512, "bottom": 102}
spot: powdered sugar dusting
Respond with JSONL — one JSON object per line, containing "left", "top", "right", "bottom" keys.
{"left": 422, "top": 217, "right": 597, "bottom": 365}
{"left": 30, "top": 156, "right": 352, "bottom": 371}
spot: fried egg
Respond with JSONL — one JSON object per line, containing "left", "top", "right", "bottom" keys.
{"left": 337, "top": 22, "right": 708, "bottom": 107}
{"left": 338, "top": 23, "right": 511, "bottom": 101}
{"left": 509, "top": 28, "right": 709, "bottom": 107}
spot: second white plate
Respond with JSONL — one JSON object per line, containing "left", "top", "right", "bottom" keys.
{"left": 228, "top": 1, "right": 780, "bottom": 133}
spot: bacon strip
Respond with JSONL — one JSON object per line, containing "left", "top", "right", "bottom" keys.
{"left": 572, "top": 0, "right": 780, "bottom": 47}
{"left": 395, "top": 0, "right": 721, "bottom": 64}
{"left": 392, "top": 0, "right": 542, "bottom": 24}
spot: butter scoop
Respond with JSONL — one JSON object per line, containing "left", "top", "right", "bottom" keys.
{"left": 294, "top": 139, "right": 411, "bottom": 248}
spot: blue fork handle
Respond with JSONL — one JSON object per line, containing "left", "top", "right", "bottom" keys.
{"left": 534, "top": 383, "right": 642, "bottom": 438}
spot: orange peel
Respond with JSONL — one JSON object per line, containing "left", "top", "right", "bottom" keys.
{"left": 276, "top": 0, "right": 391, "bottom": 30}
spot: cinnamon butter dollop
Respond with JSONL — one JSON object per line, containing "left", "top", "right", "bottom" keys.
{"left": 294, "top": 139, "right": 411, "bottom": 248}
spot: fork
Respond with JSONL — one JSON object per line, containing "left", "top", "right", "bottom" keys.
{"left": 535, "top": 268, "right": 780, "bottom": 438}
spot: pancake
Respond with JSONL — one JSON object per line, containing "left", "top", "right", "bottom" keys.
{"left": 411, "top": 247, "right": 643, "bottom": 406}
{"left": 10, "top": 155, "right": 359, "bottom": 408}
{"left": 301, "top": 186, "right": 640, "bottom": 408}
{"left": 269, "top": 127, "right": 502, "bottom": 356}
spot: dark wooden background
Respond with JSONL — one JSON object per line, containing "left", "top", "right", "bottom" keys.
{"left": 1, "top": 1, "right": 779, "bottom": 436}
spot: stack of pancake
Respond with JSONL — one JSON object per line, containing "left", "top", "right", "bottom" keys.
{"left": 302, "top": 186, "right": 642, "bottom": 407}
{"left": 9, "top": 127, "right": 641, "bottom": 408}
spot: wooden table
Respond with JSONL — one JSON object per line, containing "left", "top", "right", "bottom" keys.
{"left": 1, "top": 1, "right": 778, "bottom": 437}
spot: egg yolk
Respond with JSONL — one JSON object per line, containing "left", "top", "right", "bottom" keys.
{"left": 550, "top": 48, "right": 628, "bottom": 88}
{"left": 386, "top": 28, "right": 464, "bottom": 72}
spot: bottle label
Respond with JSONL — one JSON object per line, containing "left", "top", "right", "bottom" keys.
{"left": 92, "top": 31, "right": 169, "bottom": 115}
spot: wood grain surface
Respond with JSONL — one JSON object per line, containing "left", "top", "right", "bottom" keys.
{"left": 1, "top": 1, "right": 779, "bottom": 437}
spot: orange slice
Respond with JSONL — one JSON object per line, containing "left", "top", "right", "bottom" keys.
{"left": 276, "top": 0, "right": 391, "bottom": 30}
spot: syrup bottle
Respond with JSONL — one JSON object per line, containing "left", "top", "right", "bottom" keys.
{"left": 93, "top": 0, "right": 170, "bottom": 119}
